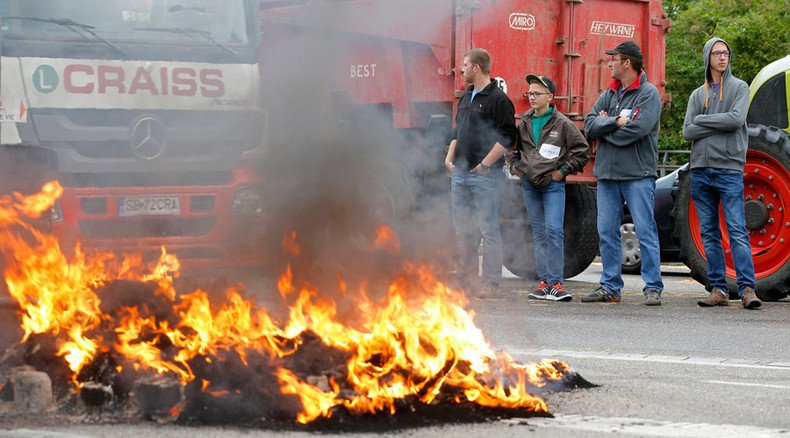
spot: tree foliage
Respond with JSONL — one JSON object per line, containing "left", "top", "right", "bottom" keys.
{"left": 660, "top": 0, "right": 790, "bottom": 150}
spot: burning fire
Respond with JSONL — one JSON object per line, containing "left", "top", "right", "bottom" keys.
{"left": 1, "top": 182, "right": 571, "bottom": 424}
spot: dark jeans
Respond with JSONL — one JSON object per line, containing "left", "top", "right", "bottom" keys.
{"left": 691, "top": 168, "right": 755, "bottom": 296}
{"left": 451, "top": 169, "right": 504, "bottom": 288}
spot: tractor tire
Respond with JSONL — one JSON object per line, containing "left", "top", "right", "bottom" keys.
{"left": 501, "top": 182, "right": 598, "bottom": 280}
{"left": 672, "top": 124, "right": 790, "bottom": 301}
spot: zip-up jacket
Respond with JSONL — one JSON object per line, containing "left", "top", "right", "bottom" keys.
{"left": 682, "top": 37, "right": 749, "bottom": 171}
{"left": 450, "top": 80, "right": 517, "bottom": 171}
{"left": 584, "top": 72, "right": 661, "bottom": 180}
{"left": 512, "top": 106, "right": 590, "bottom": 187}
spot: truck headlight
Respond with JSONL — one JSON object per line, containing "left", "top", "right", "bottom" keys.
{"left": 231, "top": 186, "right": 264, "bottom": 217}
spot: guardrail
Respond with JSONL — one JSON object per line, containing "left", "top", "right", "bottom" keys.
{"left": 658, "top": 149, "right": 690, "bottom": 178}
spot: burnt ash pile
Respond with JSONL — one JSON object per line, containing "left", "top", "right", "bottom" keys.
{"left": 0, "top": 277, "right": 595, "bottom": 431}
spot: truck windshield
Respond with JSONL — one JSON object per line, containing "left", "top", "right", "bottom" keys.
{"left": 0, "top": 0, "right": 252, "bottom": 46}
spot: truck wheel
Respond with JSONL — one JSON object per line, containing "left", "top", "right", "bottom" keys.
{"left": 620, "top": 216, "right": 642, "bottom": 274}
{"left": 564, "top": 185, "right": 599, "bottom": 277}
{"left": 501, "top": 182, "right": 598, "bottom": 280}
{"left": 673, "top": 124, "right": 790, "bottom": 301}
{"left": 501, "top": 178, "right": 537, "bottom": 280}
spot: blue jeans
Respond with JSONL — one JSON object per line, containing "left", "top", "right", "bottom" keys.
{"left": 521, "top": 179, "right": 565, "bottom": 284}
{"left": 691, "top": 168, "right": 755, "bottom": 295}
{"left": 451, "top": 169, "right": 504, "bottom": 287}
{"left": 597, "top": 178, "right": 663, "bottom": 294}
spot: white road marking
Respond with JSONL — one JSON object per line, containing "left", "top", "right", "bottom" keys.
{"left": 705, "top": 380, "right": 790, "bottom": 390}
{"left": 502, "top": 414, "right": 790, "bottom": 437}
{"left": 508, "top": 348, "right": 790, "bottom": 371}
{"left": 0, "top": 431, "right": 89, "bottom": 438}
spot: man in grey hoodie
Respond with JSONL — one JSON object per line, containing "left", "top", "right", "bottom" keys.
{"left": 682, "top": 37, "right": 762, "bottom": 309}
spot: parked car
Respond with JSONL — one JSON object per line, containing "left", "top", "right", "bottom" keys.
{"left": 620, "top": 149, "right": 689, "bottom": 274}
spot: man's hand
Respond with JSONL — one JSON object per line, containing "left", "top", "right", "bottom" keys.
{"left": 551, "top": 170, "right": 564, "bottom": 181}
{"left": 512, "top": 167, "right": 525, "bottom": 178}
{"left": 471, "top": 163, "right": 490, "bottom": 175}
{"left": 615, "top": 116, "right": 627, "bottom": 127}
{"left": 598, "top": 110, "right": 609, "bottom": 117}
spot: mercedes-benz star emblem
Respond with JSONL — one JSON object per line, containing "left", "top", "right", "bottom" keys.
{"left": 130, "top": 116, "right": 167, "bottom": 160}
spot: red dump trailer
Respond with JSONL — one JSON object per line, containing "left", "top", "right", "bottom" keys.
{"left": 258, "top": 0, "right": 670, "bottom": 278}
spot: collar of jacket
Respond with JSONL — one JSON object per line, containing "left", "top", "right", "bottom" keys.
{"left": 607, "top": 71, "right": 645, "bottom": 92}
{"left": 521, "top": 104, "right": 556, "bottom": 122}
{"left": 465, "top": 79, "right": 498, "bottom": 95}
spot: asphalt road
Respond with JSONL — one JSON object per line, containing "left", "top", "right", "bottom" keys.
{"left": 2, "top": 262, "right": 789, "bottom": 437}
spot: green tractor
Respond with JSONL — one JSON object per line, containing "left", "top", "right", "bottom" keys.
{"left": 672, "top": 55, "right": 790, "bottom": 301}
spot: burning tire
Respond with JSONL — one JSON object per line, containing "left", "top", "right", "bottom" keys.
{"left": 672, "top": 124, "right": 790, "bottom": 301}
{"left": 501, "top": 183, "right": 598, "bottom": 280}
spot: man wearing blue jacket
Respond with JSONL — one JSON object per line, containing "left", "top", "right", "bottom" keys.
{"left": 683, "top": 37, "right": 761, "bottom": 309}
{"left": 582, "top": 41, "right": 664, "bottom": 306}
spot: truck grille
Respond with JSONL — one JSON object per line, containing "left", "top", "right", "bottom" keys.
{"left": 79, "top": 218, "right": 215, "bottom": 239}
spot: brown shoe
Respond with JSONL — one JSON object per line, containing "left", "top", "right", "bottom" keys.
{"left": 741, "top": 287, "right": 762, "bottom": 309}
{"left": 698, "top": 289, "right": 729, "bottom": 307}
{"left": 477, "top": 283, "right": 505, "bottom": 300}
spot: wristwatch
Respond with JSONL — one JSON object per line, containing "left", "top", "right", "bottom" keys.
{"left": 481, "top": 163, "right": 490, "bottom": 172}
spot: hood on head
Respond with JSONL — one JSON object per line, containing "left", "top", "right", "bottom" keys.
{"left": 703, "top": 37, "right": 732, "bottom": 83}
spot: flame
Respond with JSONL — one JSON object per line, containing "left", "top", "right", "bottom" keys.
{"left": 277, "top": 368, "right": 341, "bottom": 424}
{"left": 372, "top": 225, "right": 401, "bottom": 253}
{"left": 278, "top": 264, "right": 295, "bottom": 298}
{"left": 0, "top": 183, "right": 571, "bottom": 424}
{"left": 283, "top": 230, "right": 300, "bottom": 256}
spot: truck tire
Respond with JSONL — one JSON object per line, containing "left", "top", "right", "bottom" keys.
{"left": 620, "top": 215, "right": 642, "bottom": 274}
{"left": 672, "top": 124, "right": 790, "bottom": 301}
{"left": 501, "top": 182, "right": 598, "bottom": 280}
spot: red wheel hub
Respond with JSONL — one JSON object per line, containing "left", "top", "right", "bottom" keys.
{"left": 688, "top": 150, "right": 790, "bottom": 279}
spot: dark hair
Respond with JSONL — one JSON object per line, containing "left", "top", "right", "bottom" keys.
{"left": 624, "top": 54, "right": 643, "bottom": 72}
{"left": 465, "top": 48, "right": 492, "bottom": 75}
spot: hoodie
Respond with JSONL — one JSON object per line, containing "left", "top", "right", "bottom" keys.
{"left": 682, "top": 37, "right": 750, "bottom": 170}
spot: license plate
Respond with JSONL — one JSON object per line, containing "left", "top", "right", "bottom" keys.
{"left": 119, "top": 196, "right": 181, "bottom": 217}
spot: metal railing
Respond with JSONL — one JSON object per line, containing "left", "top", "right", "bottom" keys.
{"left": 658, "top": 149, "right": 690, "bottom": 178}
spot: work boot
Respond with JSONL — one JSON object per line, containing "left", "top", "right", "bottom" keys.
{"left": 697, "top": 288, "right": 729, "bottom": 307}
{"left": 644, "top": 288, "right": 661, "bottom": 306}
{"left": 741, "top": 287, "right": 762, "bottom": 309}
{"left": 478, "top": 283, "right": 504, "bottom": 300}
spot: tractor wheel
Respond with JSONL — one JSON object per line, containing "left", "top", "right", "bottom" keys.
{"left": 501, "top": 182, "right": 598, "bottom": 280}
{"left": 672, "top": 124, "right": 790, "bottom": 301}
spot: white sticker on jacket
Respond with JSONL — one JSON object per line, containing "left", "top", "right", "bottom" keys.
{"left": 619, "top": 108, "right": 633, "bottom": 118}
{"left": 539, "top": 143, "right": 561, "bottom": 159}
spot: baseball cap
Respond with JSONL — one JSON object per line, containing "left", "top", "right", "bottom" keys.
{"left": 525, "top": 74, "right": 556, "bottom": 94}
{"left": 604, "top": 41, "right": 643, "bottom": 59}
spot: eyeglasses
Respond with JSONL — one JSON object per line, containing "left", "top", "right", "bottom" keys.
{"left": 711, "top": 50, "right": 731, "bottom": 58}
{"left": 527, "top": 92, "right": 551, "bottom": 98}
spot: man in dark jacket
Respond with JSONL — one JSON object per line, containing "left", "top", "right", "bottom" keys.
{"left": 445, "top": 48, "right": 517, "bottom": 298}
{"left": 683, "top": 37, "right": 761, "bottom": 309}
{"left": 582, "top": 41, "right": 664, "bottom": 306}
{"left": 511, "top": 75, "right": 590, "bottom": 301}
